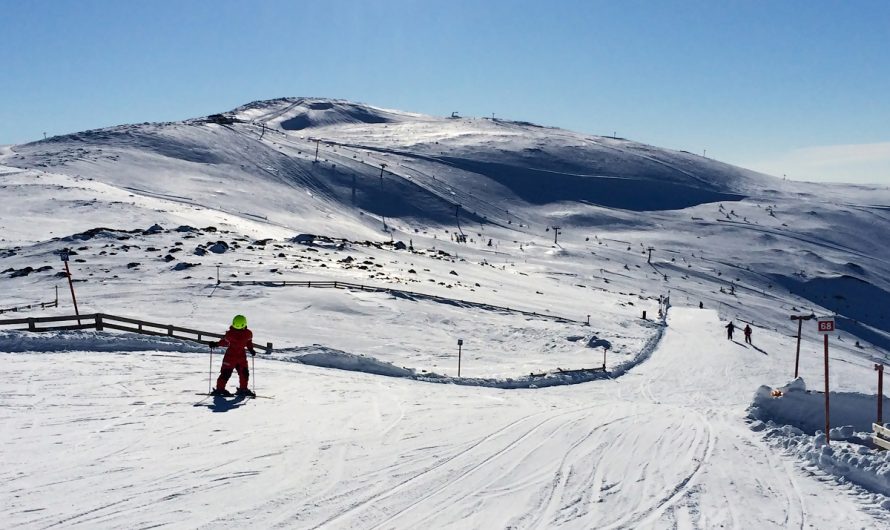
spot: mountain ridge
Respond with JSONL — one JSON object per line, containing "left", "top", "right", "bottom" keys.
{"left": 3, "top": 97, "right": 890, "bottom": 354}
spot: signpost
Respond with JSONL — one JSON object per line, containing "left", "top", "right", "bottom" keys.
{"left": 817, "top": 316, "right": 835, "bottom": 443}
{"left": 790, "top": 313, "right": 815, "bottom": 378}
{"left": 60, "top": 250, "right": 81, "bottom": 325}
{"left": 457, "top": 339, "right": 464, "bottom": 377}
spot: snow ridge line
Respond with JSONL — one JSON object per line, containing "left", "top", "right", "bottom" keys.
{"left": 222, "top": 278, "right": 584, "bottom": 324}
{"left": 0, "top": 310, "right": 668, "bottom": 390}
{"left": 281, "top": 311, "right": 667, "bottom": 389}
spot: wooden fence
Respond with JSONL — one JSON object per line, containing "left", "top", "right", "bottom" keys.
{"left": 218, "top": 279, "right": 583, "bottom": 324}
{"left": 875, "top": 423, "right": 890, "bottom": 451}
{"left": 0, "top": 313, "right": 273, "bottom": 353}
{"left": 0, "top": 287, "right": 59, "bottom": 315}
{"left": 0, "top": 298, "right": 58, "bottom": 315}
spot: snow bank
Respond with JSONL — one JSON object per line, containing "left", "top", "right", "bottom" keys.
{"left": 279, "top": 345, "right": 416, "bottom": 378}
{"left": 0, "top": 330, "right": 208, "bottom": 353}
{"left": 275, "top": 346, "right": 613, "bottom": 388}
{"left": 748, "top": 377, "right": 889, "bottom": 434}
{"left": 608, "top": 317, "right": 666, "bottom": 378}
{"left": 748, "top": 378, "right": 890, "bottom": 506}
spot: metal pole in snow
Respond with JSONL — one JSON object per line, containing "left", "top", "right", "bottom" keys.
{"left": 824, "top": 334, "right": 830, "bottom": 444}
{"left": 794, "top": 318, "right": 803, "bottom": 378}
{"left": 457, "top": 339, "right": 463, "bottom": 377}
{"left": 877, "top": 364, "right": 884, "bottom": 425}
{"left": 61, "top": 252, "right": 81, "bottom": 325}
{"left": 790, "top": 314, "right": 814, "bottom": 378}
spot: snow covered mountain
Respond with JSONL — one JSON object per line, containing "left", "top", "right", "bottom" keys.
{"left": 2, "top": 98, "right": 889, "bottom": 527}
{"left": 5, "top": 97, "right": 890, "bottom": 350}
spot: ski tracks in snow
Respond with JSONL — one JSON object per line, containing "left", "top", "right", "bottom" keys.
{"left": 308, "top": 407, "right": 570, "bottom": 529}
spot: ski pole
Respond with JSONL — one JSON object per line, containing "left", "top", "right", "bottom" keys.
{"left": 208, "top": 345, "right": 214, "bottom": 393}
{"left": 252, "top": 351, "right": 256, "bottom": 394}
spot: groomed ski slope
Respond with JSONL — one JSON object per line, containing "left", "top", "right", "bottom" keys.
{"left": 3, "top": 308, "right": 885, "bottom": 529}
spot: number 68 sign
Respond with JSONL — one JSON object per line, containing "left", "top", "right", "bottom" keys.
{"left": 817, "top": 317, "right": 835, "bottom": 334}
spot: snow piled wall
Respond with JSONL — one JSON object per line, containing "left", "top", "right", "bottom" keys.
{"left": 0, "top": 330, "right": 209, "bottom": 353}
{"left": 748, "top": 378, "right": 890, "bottom": 507}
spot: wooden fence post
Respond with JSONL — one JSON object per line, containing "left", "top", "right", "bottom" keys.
{"left": 167, "top": 325, "right": 173, "bottom": 337}
{"left": 266, "top": 342, "right": 273, "bottom": 354}
{"left": 28, "top": 318, "right": 36, "bottom": 331}
{"left": 96, "top": 314, "right": 103, "bottom": 331}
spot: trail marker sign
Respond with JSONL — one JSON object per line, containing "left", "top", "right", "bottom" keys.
{"left": 817, "top": 316, "right": 835, "bottom": 443}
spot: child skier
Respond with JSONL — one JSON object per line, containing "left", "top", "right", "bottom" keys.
{"left": 211, "top": 314, "right": 257, "bottom": 397}
{"left": 744, "top": 324, "right": 753, "bottom": 344}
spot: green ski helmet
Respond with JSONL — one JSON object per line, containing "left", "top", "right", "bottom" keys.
{"left": 232, "top": 314, "right": 247, "bottom": 329}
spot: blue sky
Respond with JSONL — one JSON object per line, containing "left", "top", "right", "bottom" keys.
{"left": 2, "top": 0, "right": 888, "bottom": 183}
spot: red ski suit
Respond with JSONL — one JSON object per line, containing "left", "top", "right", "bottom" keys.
{"left": 215, "top": 327, "right": 255, "bottom": 391}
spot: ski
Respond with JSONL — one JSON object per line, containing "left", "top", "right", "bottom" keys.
{"left": 194, "top": 392, "right": 274, "bottom": 399}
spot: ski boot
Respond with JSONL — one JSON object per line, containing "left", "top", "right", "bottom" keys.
{"left": 236, "top": 387, "right": 256, "bottom": 398}
{"left": 211, "top": 388, "right": 234, "bottom": 397}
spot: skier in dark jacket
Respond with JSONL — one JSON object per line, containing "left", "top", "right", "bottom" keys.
{"left": 212, "top": 314, "right": 256, "bottom": 397}
{"left": 744, "top": 324, "right": 753, "bottom": 344}
{"left": 725, "top": 321, "right": 735, "bottom": 340}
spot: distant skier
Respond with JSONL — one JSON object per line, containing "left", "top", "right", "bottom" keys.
{"left": 699, "top": 301, "right": 704, "bottom": 309}
{"left": 211, "top": 314, "right": 257, "bottom": 397}
{"left": 725, "top": 321, "right": 735, "bottom": 340}
{"left": 744, "top": 324, "right": 752, "bottom": 344}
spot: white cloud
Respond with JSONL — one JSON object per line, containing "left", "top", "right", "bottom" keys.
{"left": 745, "top": 141, "right": 890, "bottom": 185}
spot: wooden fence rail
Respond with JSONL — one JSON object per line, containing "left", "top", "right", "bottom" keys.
{"left": 0, "top": 288, "right": 60, "bottom": 315}
{"left": 0, "top": 298, "right": 58, "bottom": 315}
{"left": 218, "top": 279, "right": 583, "bottom": 324}
{"left": 0, "top": 313, "right": 273, "bottom": 353}
{"left": 875, "top": 423, "right": 890, "bottom": 451}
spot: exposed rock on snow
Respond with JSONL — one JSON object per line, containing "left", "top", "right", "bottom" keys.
{"left": 207, "top": 241, "right": 229, "bottom": 254}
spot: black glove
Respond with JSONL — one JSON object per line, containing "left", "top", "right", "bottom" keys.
{"left": 208, "top": 341, "right": 217, "bottom": 348}
{"left": 250, "top": 349, "right": 256, "bottom": 357}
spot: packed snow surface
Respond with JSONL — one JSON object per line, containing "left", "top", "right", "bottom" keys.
{"left": 3, "top": 309, "right": 888, "bottom": 528}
